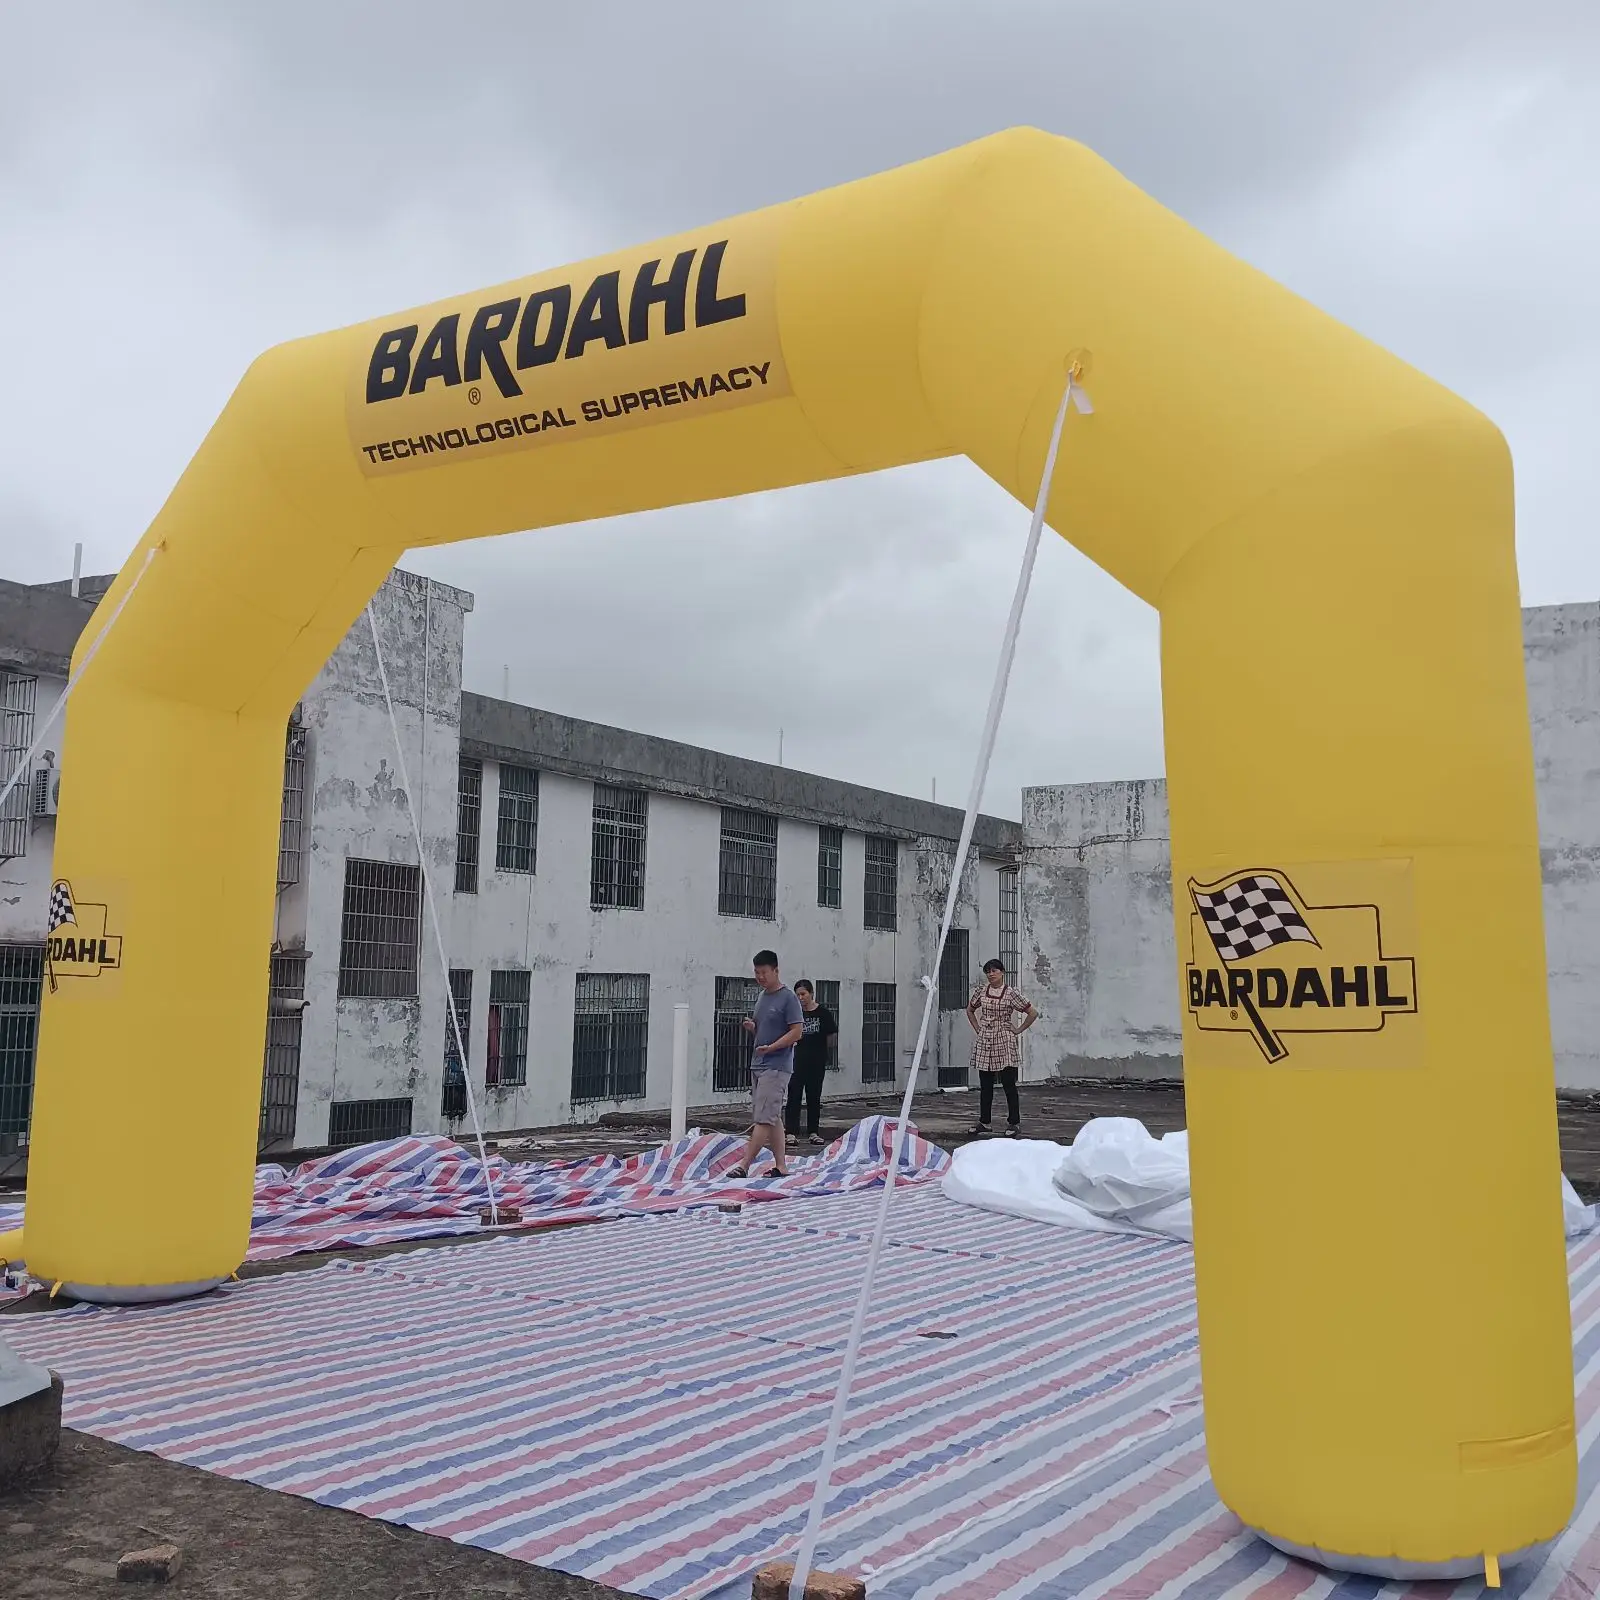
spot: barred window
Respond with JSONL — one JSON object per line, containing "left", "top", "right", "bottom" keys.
{"left": 442, "top": 968, "right": 472, "bottom": 1121}
{"left": 713, "top": 975, "right": 761, "bottom": 1091}
{"left": 864, "top": 836, "right": 898, "bottom": 931}
{"left": 718, "top": 807, "right": 777, "bottom": 919}
{"left": 455, "top": 758, "right": 482, "bottom": 893}
{"left": 998, "top": 867, "right": 1020, "bottom": 978}
{"left": 571, "top": 972, "right": 649, "bottom": 1102}
{"left": 0, "top": 942, "right": 44, "bottom": 1140}
{"left": 591, "top": 785, "right": 647, "bottom": 909}
{"left": 495, "top": 763, "right": 538, "bottom": 874}
{"left": 862, "top": 982, "right": 897, "bottom": 1084}
{"left": 815, "top": 978, "right": 841, "bottom": 1070}
{"left": 260, "top": 949, "right": 306, "bottom": 1145}
{"left": 0, "top": 674, "right": 37, "bottom": 862}
{"left": 277, "top": 715, "right": 307, "bottom": 890}
{"left": 486, "top": 968, "right": 530, "bottom": 1087}
{"left": 938, "top": 928, "right": 970, "bottom": 1012}
{"left": 817, "top": 825, "right": 842, "bottom": 909}
{"left": 337, "top": 859, "right": 421, "bottom": 999}
{"left": 328, "top": 1096, "right": 413, "bottom": 1148}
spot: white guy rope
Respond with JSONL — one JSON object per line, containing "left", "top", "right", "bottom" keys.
{"left": 365, "top": 602, "right": 500, "bottom": 1223}
{"left": 787, "top": 365, "right": 1091, "bottom": 1600}
{"left": 0, "top": 545, "right": 162, "bottom": 821}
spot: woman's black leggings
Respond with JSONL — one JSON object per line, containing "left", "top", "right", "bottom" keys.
{"left": 979, "top": 1067, "right": 1020, "bottom": 1128}
{"left": 785, "top": 1060, "right": 827, "bottom": 1136}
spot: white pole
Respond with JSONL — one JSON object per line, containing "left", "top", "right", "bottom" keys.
{"left": 501, "top": 663, "right": 510, "bottom": 700}
{"left": 70, "top": 544, "right": 83, "bottom": 598}
{"left": 670, "top": 1003, "right": 690, "bottom": 1144}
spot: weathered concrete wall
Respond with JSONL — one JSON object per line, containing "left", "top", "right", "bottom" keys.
{"left": 1020, "top": 602, "right": 1600, "bottom": 1089}
{"left": 281, "top": 569, "right": 471, "bottom": 1146}
{"left": 1020, "top": 779, "right": 1181, "bottom": 1081}
{"left": 1526, "top": 602, "right": 1600, "bottom": 1090}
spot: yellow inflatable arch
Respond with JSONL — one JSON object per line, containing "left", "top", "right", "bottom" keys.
{"left": 18, "top": 129, "right": 1575, "bottom": 1572}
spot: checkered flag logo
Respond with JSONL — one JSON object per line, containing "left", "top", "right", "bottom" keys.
{"left": 1191, "top": 873, "right": 1318, "bottom": 962}
{"left": 47, "top": 879, "right": 76, "bottom": 933}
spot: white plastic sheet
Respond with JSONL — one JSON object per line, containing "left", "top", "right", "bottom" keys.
{"left": 943, "top": 1117, "right": 1598, "bottom": 1246}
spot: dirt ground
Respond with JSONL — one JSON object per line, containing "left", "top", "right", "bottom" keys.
{"left": 4, "top": 1078, "right": 1600, "bottom": 1598}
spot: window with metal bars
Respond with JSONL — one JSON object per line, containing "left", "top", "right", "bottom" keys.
{"left": 455, "top": 758, "right": 482, "bottom": 893}
{"left": 260, "top": 949, "right": 306, "bottom": 1145}
{"left": 328, "top": 1096, "right": 413, "bottom": 1148}
{"left": 571, "top": 973, "right": 649, "bottom": 1102}
{"left": 278, "top": 715, "right": 307, "bottom": 890}
{"left": 862, "top": 982, "right": 897, "bottom": 1084}
{"left": 817, "top": 825, "right": 842, "bottom": 909}
{"left": 938, "top": 928, "right": 970, "bottom": 1012}
{"left": 337, "top": 859, "right": 421, "bottom": 998}
{"left": 0, "top": 943, "right": 43, "bottom": 1141}
{"left": 718, "top": 807, "right": 777, "bottom": 919}
{"left": 863, "top": 836, "right": 899, "bottom": 931}
{"left": 495, "top": 763, "right": 538, "bottom": 874}
{"left": 815, "top": 978, "right": 841, "bottom": 1070}
{"left": 442, "top": 968, "right": 472, "bottom": 1121}
{"left": 0, "top": 674, "right": 37, "bottom": 862}
{"left": 998, "top": 867, "right": 1020, "bottom": 978}
{"left": 486, "top": 968, "right": 530, "bottom": 1087}
{"left": 591, "top": 785, "right": 647, "bottom": 909}
{"left": 713, "top": 975, "right": 761, "bottom": 1091}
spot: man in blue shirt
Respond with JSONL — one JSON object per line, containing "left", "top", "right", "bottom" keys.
{"left": 729, "top": 949, "right": 804, "bottom": 1178}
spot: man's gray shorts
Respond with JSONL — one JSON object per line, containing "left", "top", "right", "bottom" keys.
{"left": 751, "top": 1068, "right": 792, "bottom": 1130}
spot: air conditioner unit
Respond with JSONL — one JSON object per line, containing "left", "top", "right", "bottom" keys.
{"left": 31, "top": 767, "right": 58, "bottom": 817}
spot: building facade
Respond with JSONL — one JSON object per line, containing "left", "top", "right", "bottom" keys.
{"left": 1019, "top": 602, "right": 1600, "bottom": 1092}
{"left": 5, "top": 569, "right": 1599, "bottom": 1154}
{"left": 0, "top": 567, "right": 1019, "bottom": 1152}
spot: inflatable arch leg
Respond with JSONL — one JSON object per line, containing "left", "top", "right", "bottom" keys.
{"left": 26, "top": 128, "right": 1573, "bottom": 1572}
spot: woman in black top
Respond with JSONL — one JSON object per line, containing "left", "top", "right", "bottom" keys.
{"left": 785, "top": 980, "right": 838, "bottom": 1147}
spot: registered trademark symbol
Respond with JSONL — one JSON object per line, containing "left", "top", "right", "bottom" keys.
{"left": 467, "top": 386, "right": 482, "bottom": 405}
{"left": 1229, "top": 1008, "right": 1238, "bottom": 1020}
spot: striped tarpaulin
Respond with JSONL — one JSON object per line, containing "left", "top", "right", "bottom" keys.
{"left": 4, "top": 1185, "right": 1599, "bottom": 1599}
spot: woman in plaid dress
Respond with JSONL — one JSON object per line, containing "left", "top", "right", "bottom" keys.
{"left": 966, "top": 959, "right": 1038, "bottom": 1137}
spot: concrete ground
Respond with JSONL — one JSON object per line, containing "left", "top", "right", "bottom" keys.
{"left": 4, "top": 1076, "right": 1600, "bottom": 1598}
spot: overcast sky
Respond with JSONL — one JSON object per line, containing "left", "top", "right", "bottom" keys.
{"left": 3, "top": 3, "right": 1597, "bottom": 817}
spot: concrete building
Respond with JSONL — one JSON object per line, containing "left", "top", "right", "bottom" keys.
{"left": 4, "top": 567, "right": 1599, "bottom": 1153}
{"left": 1019, "top": 602, "right": 1600, "bottom": 1092}
{"left": 1, "top": 567, "right": 1020, "bottom": 1152}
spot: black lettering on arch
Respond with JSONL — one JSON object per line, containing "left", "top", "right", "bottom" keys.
{"left": 516, "top": 285, "right": 571, "bottom": 370}
{"left": 463, "top": 299, "right": 523, "bottom": 398}
{"left": 694, "top": 239, "right": 746, "bottom": 326}
{"left": 366, "top": 325, "right": 417, "bottom": 403}
{"left": 628, "top": 250, "right": 694, "bottom": 343}
{"left": 566, "top": 271, "right": 626, "bottom": 359}
{"left": 409, "top": 314, "right": 462, "bottom": 393}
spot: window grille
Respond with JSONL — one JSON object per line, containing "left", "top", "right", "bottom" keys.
{"left": 999, "top": 867, "right": 1020, "bottom": 978}
{"left": 862, "top": 982, "right": 897, "bottom": 1084}
{"left": 336, "top": 859, "right": 421, "bottom": 999}
{"left": 277, "top": 716, "right": 307, "bottom": 889}
{"left": 260, "top": 949, "right": 306, "bottom": 1145}
{"left": 486, "top": 967, "right": 530, "bottom": 1087}
{"left": 713, "top": 975, "right": 762, "bottom": 1091}
{"left": 718, "top": 807, "right": 777, "bottom": 919}
{"left": 815, "top": 978, "right": 841, "bottom": 1070}
{"left": 0, "top": 943, "right": 44, "bottom": 1140}
{"left": 0, "top": 674, "right": 37, "bottom": 861}
{"left": 328, "top": 1096, "right": 413, "bottom": 1148}
{"left": 938, "top": 928, "right": 970, "bottom": 1012}
{"left": 442, "top": 967, "right": 472, "bottom": 1120}
{"left": 455, "top": 758, "right": 482, "bottom": 893}
{"left": 495, "top": 763, "right": 538, "bottom": 874}
{"left": 591, "top": 785, "right": 647, "bottom": 909}
{"left": 817, "top": 825, "right": 842, "bottom": 909}
{"left": 571, "top": 972, "right": 649, "bottom": 1102}
{"left": 864, "top": 836, "right": 898, "bottom": 931}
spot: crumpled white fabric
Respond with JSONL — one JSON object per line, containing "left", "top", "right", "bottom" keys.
{"left": 943, "top": 1116, "right": 1598, "bottom": 1247}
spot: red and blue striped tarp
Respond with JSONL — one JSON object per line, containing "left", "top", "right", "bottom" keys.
{"left": 5, "top": 1179, "right": 1599, "bottom": 1599}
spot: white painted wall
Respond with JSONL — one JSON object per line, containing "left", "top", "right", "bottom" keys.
{"left": 0, "top": 672, "right": 67, "bottom": 942}
{"left": 278, "top": 569, "right": 469, "bottom": 1146}
{"left": 1019, "top": 603, "right": 1600, "bottom": 1090}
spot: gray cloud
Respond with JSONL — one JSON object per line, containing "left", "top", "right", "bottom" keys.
{"left": 2, "top": 2, "right": 1596, "bottom": 814}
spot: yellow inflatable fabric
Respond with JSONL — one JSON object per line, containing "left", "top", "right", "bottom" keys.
{"left": 24, "top": 128, "right": 1572, "bottom": 1569}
